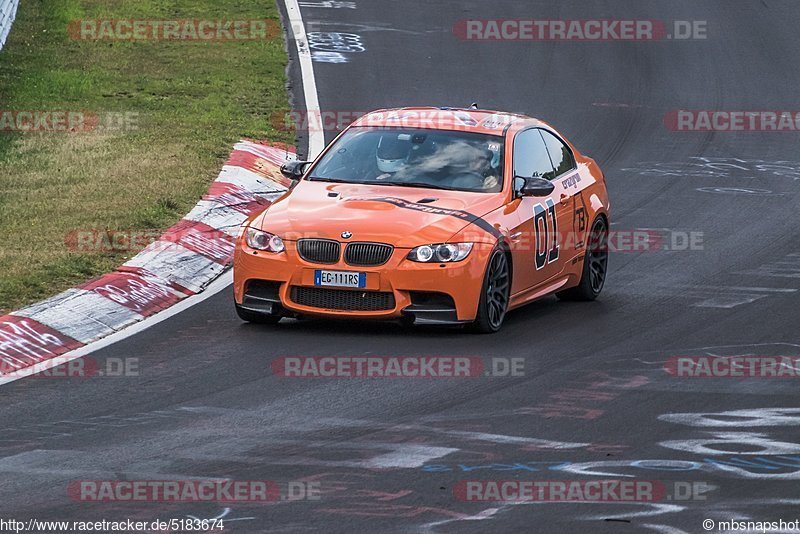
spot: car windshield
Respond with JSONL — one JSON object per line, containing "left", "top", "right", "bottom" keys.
{"left": 308, "top": 127, "right": 504, "bottom": 193}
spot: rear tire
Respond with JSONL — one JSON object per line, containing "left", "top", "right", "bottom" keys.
{"left": 556, "top": 216, "right": 609, "bottom": 301}
{"left": 469, "top": 248, "right": 511, "bottom": 334}
{"left": 235, "top": 303, "right": 283, "bottom": 325}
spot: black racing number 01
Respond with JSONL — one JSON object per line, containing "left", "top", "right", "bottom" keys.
{"left": 534, "top": 199, "right": 559, "bottom": 270}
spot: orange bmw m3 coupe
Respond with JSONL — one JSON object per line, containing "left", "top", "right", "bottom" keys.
{"left": 233, "top": 107, "right": 609, "bottom": 332}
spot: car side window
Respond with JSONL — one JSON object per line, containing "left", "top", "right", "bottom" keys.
{"left": 513, "top": 129, "right": 556, "bottom": 189}
{"left": 540, "top": 129, "right": 576, "bottom": 179}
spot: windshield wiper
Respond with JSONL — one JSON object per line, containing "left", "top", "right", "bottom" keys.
{"left": 377, "top": 181, "right": 454, "bottom": 191}
{"left": 308, "top": 178, "right": 458, "bottom": 191}
{"left": 307, "top": 176, "right": 348, "bottom": 183}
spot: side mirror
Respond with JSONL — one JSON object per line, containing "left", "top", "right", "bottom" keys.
{"left": 519, "top": 176, "right": 555, "bottom": 197}
{"left": 280, "top": 160, "right": 310, "bottom": 181}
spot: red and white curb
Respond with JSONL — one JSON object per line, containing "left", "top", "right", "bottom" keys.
{"left": 0, "top": 140, "right": 295, "bottom": 382}
{"left": 0, "top": 0, "right": 20, "bottom": 51}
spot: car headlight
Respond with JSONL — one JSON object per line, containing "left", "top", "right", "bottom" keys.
{"left": 245, "top": 227, "right": 285, "bottom": 253}
{"left": 407, "top": 243, "right": 474, "bottom": 263}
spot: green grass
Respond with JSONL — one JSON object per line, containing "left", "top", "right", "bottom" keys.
{"left": 0, "top": 0, "right": 293, "bottom": 313}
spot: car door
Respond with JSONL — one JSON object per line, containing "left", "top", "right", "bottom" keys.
{"left": 508, "top": 128, "right": 572, "bottom": 293}
{"left": 539, "top": 129, "right": 583, "bottom": 260}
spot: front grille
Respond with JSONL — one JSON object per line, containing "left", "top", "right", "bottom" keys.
{"left": 344, "top": 242, "right": 394, "bottom": 266}
{"left": 297, "top": 239, "right": 340, "bottom": 264}
{"left": 290, "top": 286, "right": 395, "bottom": 311}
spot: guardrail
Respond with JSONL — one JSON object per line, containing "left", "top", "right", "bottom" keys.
{"left": 0, "top": 0, "right": 20, "bottom": 51}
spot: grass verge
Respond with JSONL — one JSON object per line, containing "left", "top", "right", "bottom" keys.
{"left": 0, "top": 0, "right": 293, "bottom": 313}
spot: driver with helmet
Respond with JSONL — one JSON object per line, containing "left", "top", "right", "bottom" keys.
{"left": 374, "top": 133, "right": 500, "bottom": 191}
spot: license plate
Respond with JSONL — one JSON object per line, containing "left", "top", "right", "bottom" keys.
{"left": 314, "top": 270, "right": 366, "bottom": 288}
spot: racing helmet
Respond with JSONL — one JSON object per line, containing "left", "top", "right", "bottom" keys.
{"left": 376, "top": 134, "right": 412, "bottom": 173}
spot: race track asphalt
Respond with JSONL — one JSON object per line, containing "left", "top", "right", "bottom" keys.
{"left": 1, "top": 1, "right": 799, "bottom": 532}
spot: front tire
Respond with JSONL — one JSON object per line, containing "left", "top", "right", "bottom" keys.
{"left": 556, "top": 216, "right": 609, "bottom": 301}
{"left": 235, "top": 303, "right": 283, "bottom": 325}
{"left": 470, "top": 248, "right": 511, "bottom": 334}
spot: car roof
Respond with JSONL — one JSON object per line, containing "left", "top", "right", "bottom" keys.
{"left": 350, "top": 106, "right": 547, "bottom": 136}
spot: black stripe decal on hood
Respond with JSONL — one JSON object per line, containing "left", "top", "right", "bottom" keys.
{"left": 348, "top": 197, "right": 502, "bottom": 239}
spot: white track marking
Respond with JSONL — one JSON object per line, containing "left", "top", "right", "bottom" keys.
{"left": 284, "top": 0, "right": 326, "bottom": 159}
{"left": 186, "top": 508, "right": 256, "bottom": 524}
{"left": 0, "top": 271, "right": 233, "bottom": 386}
{"left": 361, "top": 445, "right": 459, "bottom": 468}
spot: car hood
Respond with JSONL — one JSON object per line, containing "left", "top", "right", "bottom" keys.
{"left": 253, "top": 180, "right": 503, "bottom": 247}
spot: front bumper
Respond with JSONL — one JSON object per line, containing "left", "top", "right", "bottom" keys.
{"left": 233, "top": 240, "right": 493, "bottom": 323}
